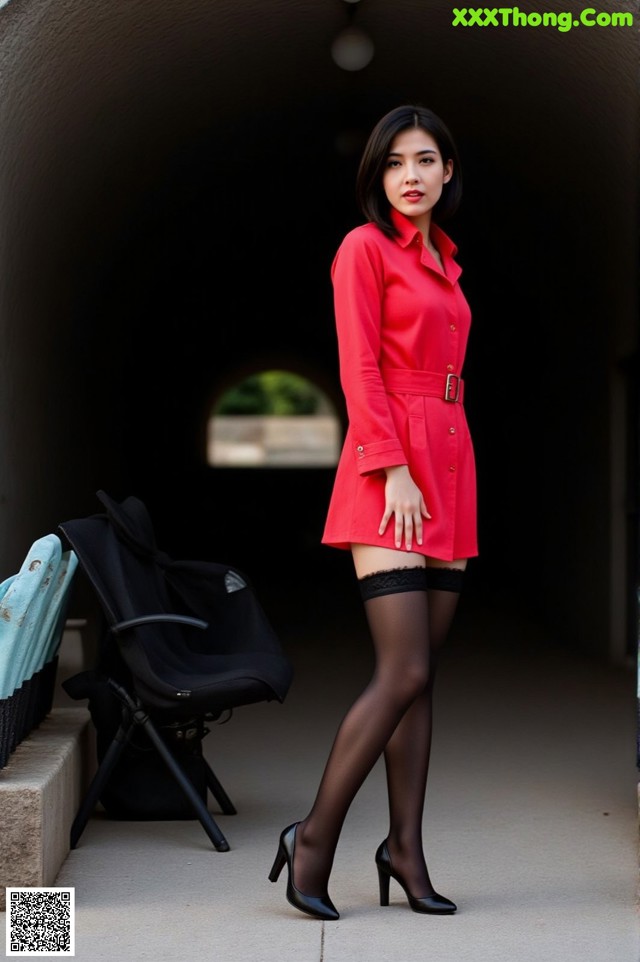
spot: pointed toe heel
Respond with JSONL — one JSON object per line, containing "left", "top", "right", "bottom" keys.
{"left": 269, "top": 822, "right": 340, "bottom": 921}
{"left": 375, "top": 840, "right": 457, "bottom": 915}
{"left": 408, "top": 891, "right": 457, "bottom": 914}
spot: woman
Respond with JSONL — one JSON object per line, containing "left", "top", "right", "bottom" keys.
{"left": 269, "top": 104, "right": 478, "bottom": 920}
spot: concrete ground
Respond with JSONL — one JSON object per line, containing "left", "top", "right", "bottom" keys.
{"left": 5, "top": 592, "right": 640, "bottom": 961}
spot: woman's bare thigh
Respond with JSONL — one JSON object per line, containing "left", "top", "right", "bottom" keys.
{"left": 351, "top": 543, "right": 468, "bottom": 579}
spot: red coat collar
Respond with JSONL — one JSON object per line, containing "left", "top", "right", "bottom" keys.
{"left": 390, "top": 208, "right": 462, "bottom": 283}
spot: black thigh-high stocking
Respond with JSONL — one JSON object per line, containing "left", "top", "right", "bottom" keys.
{"left": 293, "top": 567, "right": 435, "bottom": 899}
{"left": 382, "top": 566, "right": 464, "bottom": 898}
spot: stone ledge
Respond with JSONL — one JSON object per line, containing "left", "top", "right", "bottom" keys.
{"left": 0, "top": 707, "right": 94, "bottom": 911}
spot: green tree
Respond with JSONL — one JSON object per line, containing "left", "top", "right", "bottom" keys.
{"left": 215, "top": 370, "right": 322, "bottom": 415}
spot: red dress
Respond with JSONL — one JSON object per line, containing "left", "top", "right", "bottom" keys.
{"left": 321, "top": 208, "right": 478, "bottom": 561}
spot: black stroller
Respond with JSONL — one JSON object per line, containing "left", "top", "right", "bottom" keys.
{"left": 59, "top": 490, "right": 293, "bottom": 852}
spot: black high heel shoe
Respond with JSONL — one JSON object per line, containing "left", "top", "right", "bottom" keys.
{"left": 269, "top": 822, "right": 340, "bottom": 921}
{"left": 375, "top": 840, "right": 457, "bottom": 914}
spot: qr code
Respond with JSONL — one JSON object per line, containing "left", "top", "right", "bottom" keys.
{"left": 5, "top": 888, "right": 75, "bottom": 956}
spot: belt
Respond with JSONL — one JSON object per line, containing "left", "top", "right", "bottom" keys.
{"left": 382, "top": 368, "right": 465, "bottom": 403}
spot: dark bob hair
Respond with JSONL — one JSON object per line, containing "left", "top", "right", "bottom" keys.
{"left": 356, "top": 105, "right": 462, "bottom": 237}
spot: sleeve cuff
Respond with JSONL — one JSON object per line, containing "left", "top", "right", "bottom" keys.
{"left": 353, "top": 439, "right": 408, "bottom": 476}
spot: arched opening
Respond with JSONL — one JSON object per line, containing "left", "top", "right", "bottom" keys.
{"left": 207, "top": 369, "right": 341, "bottom": 468}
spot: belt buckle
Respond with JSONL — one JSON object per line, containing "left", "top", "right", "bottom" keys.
{"left": 444, "top": 373, "right": 460, "bottom": 402}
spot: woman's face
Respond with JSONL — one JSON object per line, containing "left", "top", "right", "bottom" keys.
{"left": 382, "top": 127, "right": 452, "bottom": 228}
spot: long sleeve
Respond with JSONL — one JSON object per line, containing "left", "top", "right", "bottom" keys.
{"left": 331, "top": 229, "right": 408, "bottom": 476}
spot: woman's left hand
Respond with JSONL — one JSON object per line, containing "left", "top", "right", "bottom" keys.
{"left": 378, "top": 465, "right": 431, "bottom": 551}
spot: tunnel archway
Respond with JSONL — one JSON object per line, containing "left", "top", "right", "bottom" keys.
{"left": 207, "top": 367, "right": 341, "bottom": 468}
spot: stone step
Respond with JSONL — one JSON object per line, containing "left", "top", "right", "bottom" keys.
{"left": 0, "top": 707, "right": 94, "bottom": 911}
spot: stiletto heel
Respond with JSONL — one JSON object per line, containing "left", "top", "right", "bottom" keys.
{"left": 269, "top": 822, "right": 340, "bottom": 921}
{"left": 374, "top": 840, "right": 457, "bottom": 914}
{"left": 268, "top": 843, "right": 286, "bottom": 882}
{"left": 377, "top": 863, "right": 390, "bottom": 906}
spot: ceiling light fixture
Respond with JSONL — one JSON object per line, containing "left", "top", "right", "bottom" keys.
{"left": 331, "top": 26, "right": 375, "bottom": 71}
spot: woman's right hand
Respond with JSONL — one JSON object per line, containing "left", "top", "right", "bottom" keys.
{"left": 378, "top": 465, "right": 431, "bottom": 551}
